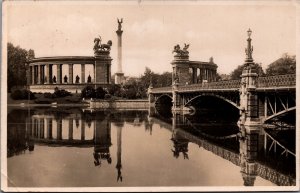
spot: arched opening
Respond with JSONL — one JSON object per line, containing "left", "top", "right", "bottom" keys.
{"left": 155, "top": 95, "right": 172, "bottom": 118}
{"left": 186, "top": 95, "right": 240, "bottom": 124}
{"left": 264, "top": 108, "right": 296, "bottom": 127}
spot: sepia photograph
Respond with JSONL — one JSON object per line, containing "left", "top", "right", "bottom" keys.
{"left": 1, "top": 0, "right": 299, "bottom": 192}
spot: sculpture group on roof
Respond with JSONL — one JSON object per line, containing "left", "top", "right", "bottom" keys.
{"left": 172, "top": 43, "right": 190, "bottom": 56}
{"left": 93, "top": 36, "right": 112, "bottom": 54}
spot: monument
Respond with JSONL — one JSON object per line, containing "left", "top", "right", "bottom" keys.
{"left": 26, "top": 36, "right": 112, "bottom": 93}
{"left": 115, "top": 18, "right": 125, "bottom": 85}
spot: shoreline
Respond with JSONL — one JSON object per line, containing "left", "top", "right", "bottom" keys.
{"left": 7, "top": 99, "right": 149, "bottom": 109}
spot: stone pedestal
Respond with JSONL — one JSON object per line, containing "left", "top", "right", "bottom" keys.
{"left": 94, "top": 51, "right": 112, "bottom": 84}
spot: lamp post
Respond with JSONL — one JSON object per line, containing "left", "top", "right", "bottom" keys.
{"left": 245, "top": 28, "right": 253, "bottom": 63}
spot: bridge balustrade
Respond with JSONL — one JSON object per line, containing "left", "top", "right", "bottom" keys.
{"left": 257, "top": 74, "right": 296, "bottom": 88}
{"left": 151, "top": 86, "right": 172, "bottom": 93}
{"left": 178, "top": 79, "right": 241, "bottom": 91}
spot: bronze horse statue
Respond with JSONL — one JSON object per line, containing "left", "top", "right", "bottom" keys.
{"left": 94, "top": 36, "right": 112, "bottom": 52}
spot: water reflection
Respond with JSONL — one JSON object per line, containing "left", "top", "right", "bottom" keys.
{"left": 7, "top": 107, "right": 295, "bottom": 187}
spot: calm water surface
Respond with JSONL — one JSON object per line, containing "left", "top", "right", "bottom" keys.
{"left": 7, "top": 107, "right": 295, "bottom": 187}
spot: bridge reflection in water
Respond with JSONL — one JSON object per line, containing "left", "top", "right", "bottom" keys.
{"left": 149, "top": 106, "right": 296, "bottom": 186}
{"left": 7, "top": 107, "right": 295, "bottom": 186}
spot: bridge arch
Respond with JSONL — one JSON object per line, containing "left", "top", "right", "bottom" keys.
{"left": 184, "top": 93, "right": 240, "bottom": 110}
{"left": 154, "top": 94, "right": 173, "bottom": 105}
{"left": 264, "top": 106, "right": 296, "bottom": 123}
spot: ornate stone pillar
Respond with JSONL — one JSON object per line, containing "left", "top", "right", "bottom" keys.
{"left": 81, "top": 64, "right": 85, "bottom": 83}
{"left": 69, "top": 64, "right": 73, "bottom": 84}
{"left": 239, "top": 29, "right": 261, "bottom": 130}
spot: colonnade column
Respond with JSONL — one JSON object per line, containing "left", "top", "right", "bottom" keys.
{"left": 192, "top": 68, "right": 197, "bottom": 84}
{"left": 69, "top": 118, "right": 73, "bottom": 140}
{"left": 31, "top": 66, "right": 35, "bottom": 85}
{"left": 57, "top": 119, "right": 62, "bottom": 140}
{"left": 37, "top": 65, "right": 41, "bottom": 84}
{"left": 81, "top": 64, "right": 85, "bottom": 83}
{"left": 47, "top": 118, "right": 53, "bottom": 139}
{"left": 69, "top": 64, "right": 74, "bottom": 84}
{"left": 49, "top": 64, "right": 53, "bottom": 84}
{"left": 81, "top": 121, "right": 85, "bottom": 140}
{"left": 45, "top": 64, "right": 49, "bottom": 84}
{"left": 57, "top": 64, "right": 62, "bottom": 84}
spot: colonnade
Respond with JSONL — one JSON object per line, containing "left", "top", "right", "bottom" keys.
{"left": 29, "top": 116, "right": 95, "bottom": 141}
{"left": 29, "top": 63, "right": 95, "bottom": 85}
{"left": 190, "top": 67, "right": 217, "bottom": 84}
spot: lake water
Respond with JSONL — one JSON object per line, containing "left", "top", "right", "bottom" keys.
{"left": 7, "top": 107, "right": 295, "bottom": 187}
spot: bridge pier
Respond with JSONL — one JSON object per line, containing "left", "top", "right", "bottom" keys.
{"left": 238, "top": 29, "right": 262, "bottom": 132}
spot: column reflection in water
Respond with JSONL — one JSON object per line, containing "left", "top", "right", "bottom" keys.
{"left": 171, "top": 113, "right": 189, "bottom": 159}
{"left": 116, "top": 125, "right": 123, "bottom": 182}
{"left": 238, "top": 125, "right": 260, "bottom": 186}
{"left": 93, "top": 115, "right": 112, "bottom": 166}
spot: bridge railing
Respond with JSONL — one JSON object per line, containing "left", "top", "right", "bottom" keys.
{"left": 151, "top": 86, "right": 172, "bottom": 93}
{"left": 178, "top": 79, "right": 241, "bottom": 91}
{"left": 257, "top": 74, "right": 296, "bottom": 88}
{"left": 150, "top": 74, "right": 296, "bottom": 93}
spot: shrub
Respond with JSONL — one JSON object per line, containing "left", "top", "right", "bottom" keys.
{"left": 11, "top": 89, "right": 35, "bottom": 100}
{"left": 104, "top": 94, "right": 111, "bottom": 99}
{"left": 43, "top": 92, "right": 53, "bottom": 98}
{"left": 54, "top": 88, "right": 72, "bottom": 98}
{"left": 95, "top": 86, "right": 107, "bottom": 99}
{"left": 81, "top": 86, "right": 95, "bottom": 98}
{"left": 34, "top": 98, "right": 52, "bottom": 104}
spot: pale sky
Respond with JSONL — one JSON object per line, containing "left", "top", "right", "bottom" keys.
{"left": 4, "top": 1, "right": 297, "bottom": 77}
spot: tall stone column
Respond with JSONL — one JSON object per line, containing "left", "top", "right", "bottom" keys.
{"left": 81, "top": 64, "right": 85, "bottom": 83}
{"left": 115, "top": 18, "right": 124, "bottom": 84}
{"left": 69, "top": 64, "right": 73, "bottom": 84}
{"left": 116, "top": 125, "right": 123, "bottom": 182}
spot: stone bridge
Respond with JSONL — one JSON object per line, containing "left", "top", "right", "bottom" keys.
{"left": 148, "top": 30, "right": 296, "bottom": 129}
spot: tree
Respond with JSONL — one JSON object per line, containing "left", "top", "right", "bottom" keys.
{"left": 265, "top": 53, "right": 296, "bottom": 76}
{"left": 95, "top": 86, "right": 107, "bottom": 99}
{"left": 230, "top": 63, "right": 265, "bottom": 80}
{"left": 8, "top": 43, "right": 34, "bottom": 92}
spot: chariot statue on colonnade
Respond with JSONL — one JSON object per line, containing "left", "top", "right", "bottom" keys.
{"left": 94, "top": 36, "right": 112, "bottom": 54}
{"left": 172, "top": 43, "right": 190, "bottom": 56}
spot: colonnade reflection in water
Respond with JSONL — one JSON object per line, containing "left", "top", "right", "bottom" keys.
{"left": 7, "top": 108, "right": 295, "bottom": 186}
